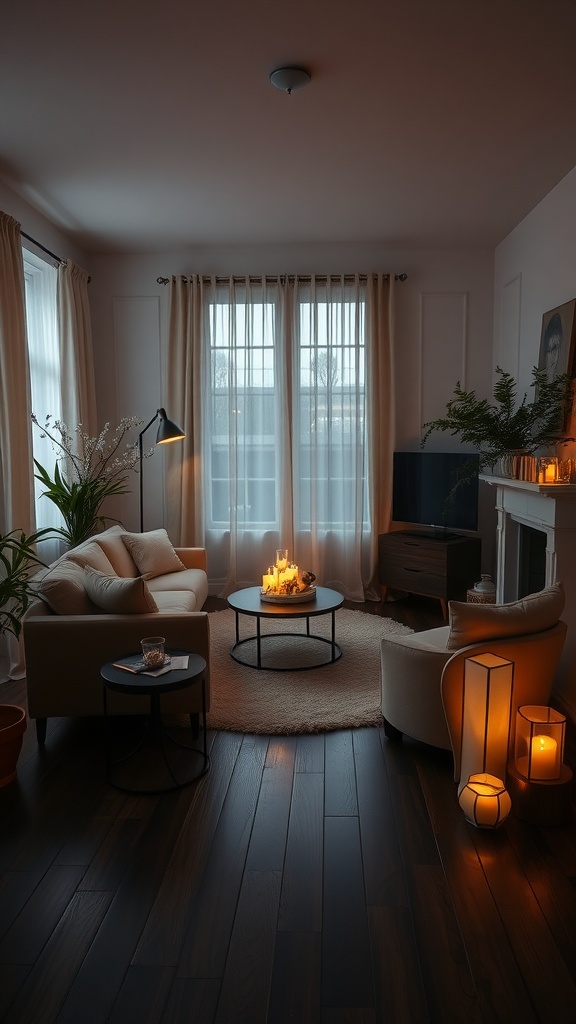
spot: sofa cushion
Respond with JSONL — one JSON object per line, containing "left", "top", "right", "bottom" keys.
{"left": 93, "top": 525, "right": 139, "bottom": 578}
{"left": 147, "top": 567, "right": 207, "bottom": 608}
{"left": 447, "top": 582, "right": 565, "bottom": 652}
{"left": 84, "top": 569, "right": 159, "bottom": 614}
{"left": 121, "top": 529, "right": 186, "bottom": 580}
{"left": 66, "top": 541, "right": 117, "bottom": 576}
{"left": 154, "top": 590, "right": 198, "bottom": 613}
{"left": 36, "top": 559, "right": 99, "bottom": 615}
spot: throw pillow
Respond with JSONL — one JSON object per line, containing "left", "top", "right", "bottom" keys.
{"left": 447, "top": 581, "right": 565, "bottom": 651}
{"left": 37, "top": 559, "right": 98, "bottom": 615}
{"left": 66, "top": 541, "right": 117, "bottom": 576}
{"left": 84, "top": 569, "right": 159, "bottom": 614}
{"left": 120, "top": 529, "right": 186, "bottom": 580}
{"left": 92, "top": 525, "right": 139, "bottom": 578}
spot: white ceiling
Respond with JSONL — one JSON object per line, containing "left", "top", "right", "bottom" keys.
{"left": 2, "top": 0, "right": 576, "bottom": 255}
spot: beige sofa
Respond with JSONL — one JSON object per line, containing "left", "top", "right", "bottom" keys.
{"left": 22, "top": 525, "right": 211, "bottom": 743}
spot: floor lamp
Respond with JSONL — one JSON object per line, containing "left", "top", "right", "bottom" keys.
{"left": 138, "top": 408, "right": 185, "bottom": 532}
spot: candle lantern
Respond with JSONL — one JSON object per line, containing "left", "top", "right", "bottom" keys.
{"left": 458, "top": 773, "right": 512, "bottom": 828}
{"left": 537, "top": 456, "right": 558, "bottom": 483}
{"left": 515, "top": 705, "right": 565, "bottom": 781}
{"left": 459, "top": 653, "right": 514, "bottom": 796}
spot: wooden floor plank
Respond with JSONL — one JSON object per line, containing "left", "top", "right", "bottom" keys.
{"left": 176, "top": 735, "right": 269, "bottom": 977}
{"left": 53, "top": 789, "right": 195, "bottom": 1023}
{"left": 294, "top": 732, "right": 325, "bottom": 773}
{"left": 277, "top": 772, "right": 324, "bottom": 933}
{"left": 368, "top": 905, "right": 428, "bottom": 1024}
{"left": 0, "top": 864, "right": 86, "bottom": 965}
{"left": 353, "top": 727, "right": 411, "bottom": 907}
{"left": 245, "top": 737, "right": 296, "bottom": 871}
{"left": 267, "top": 931, "right": 322, "bottom": 1024}
{"left": 471, "top": 825, "right": 576, "bottom": 1021}
{"left": 322, "top": 816, "right": 373, "bottom": 1010}
{"left": 106, "top": 966, "right": 176, "bottom": 1024}
{"left": 387, "top": 756, "right": 484, "bottom": 1023}
{"left": 133, "top": 730, "right": 244, "bottom": 967}
{"left": 214, "top": 870, "right": 281, "bottom": 1024}
{"left": 506, "top": 815, "right": 576, "bottom": 978}
{"left": 419, "top": 757, "right": 539, "bottom": 1023}
{"left": 161, "top": 979, "right": 221, "bottom": 1024}
{"left": 2, "top": 891, "right": 112, "bottom": 1024}
{"left": 325, "top": 731, "right": 358, "bottom": 816}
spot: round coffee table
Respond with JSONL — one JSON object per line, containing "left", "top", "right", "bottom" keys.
{"left": 100, "top": 648, "right": 209, "bottom": 793}
{"left": 227, "top": 586, "right": 344, "bottom": 670}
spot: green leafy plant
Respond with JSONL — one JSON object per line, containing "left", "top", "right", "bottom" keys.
{"left": 421, "top": 366, "right": 575, "bottom": 481}
{"left": 31, "top": 415, "right": 144, "bottom": 548}
{"left": 0, "top": 529, "right": 52, "bottom": 639}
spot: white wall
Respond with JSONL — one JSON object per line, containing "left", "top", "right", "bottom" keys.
{"left": 494, "top": 165, "right": 576, "bottom": 718}
{"left": 88, "top": 244, "right": 495, "bottom": 551}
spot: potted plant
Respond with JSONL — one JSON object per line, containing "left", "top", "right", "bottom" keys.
{"left": 0, "top": 528, "right": 51, "bottom": 785}
{"left": 421, "top": 366, "right": 575, "bottom": 484}
{"left": 31, "top": 414, "right": 145, "bottom": 548}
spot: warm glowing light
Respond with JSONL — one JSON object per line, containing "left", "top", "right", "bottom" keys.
{"left": 458, "top": 773, "right": 512, "bottom": 828}
{"left": 530, "top": 734, "right": 559, "bottom": 780}
{"left": 261, "top": 550, "right": 311, "bottom": 597}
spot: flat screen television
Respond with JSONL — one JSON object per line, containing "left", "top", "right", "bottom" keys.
{"left": 392, "top": 451, "right": 479, "bottom": 533}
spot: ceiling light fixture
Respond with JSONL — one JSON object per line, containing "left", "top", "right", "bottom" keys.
{"left": 269, "top": 66, "right": 311, "bottom": 95}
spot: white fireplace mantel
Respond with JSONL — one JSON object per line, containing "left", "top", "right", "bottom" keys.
{"left": 480, "top": 474, "right": 576, "bottom": 718}
{"left": 480, "top": 474, "right": 576, "bottom": 602}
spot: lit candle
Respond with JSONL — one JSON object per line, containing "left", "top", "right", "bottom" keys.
{"left": 262, "top": 572, "right": 274, "bottom": 592}
{"left": 544, "top": 463, "right": 557, "bottom": 482}
{"left": 530, "top": 734, "right": 559, "bottom": 779}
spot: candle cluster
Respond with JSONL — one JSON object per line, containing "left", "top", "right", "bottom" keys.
{"left": 262, "top": 549, "right": 314, "bottom": 597}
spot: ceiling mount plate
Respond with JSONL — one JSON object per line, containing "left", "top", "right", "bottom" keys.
{"left": 269, "top": 66, "right": 311, "bottom": 94}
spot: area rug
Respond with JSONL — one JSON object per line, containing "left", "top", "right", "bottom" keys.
{"left": 203, "top": 608, "right": 413, "bottom": 734}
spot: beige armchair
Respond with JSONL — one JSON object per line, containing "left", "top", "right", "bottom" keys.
{"left": 380, "top": 583, "right": 567, "bottom": 784}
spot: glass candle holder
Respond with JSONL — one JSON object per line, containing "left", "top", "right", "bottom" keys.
{"left": 141, "top": 636, "right": 166, "bottom": 669}
{"left": 275, "top": 548, "right": 289, "bottom": 570}
{"left": 515, "top": 705, "right": 566, "bottom": 781}
{"left": 537, "top": 457, "right": 558, "bottom": 483}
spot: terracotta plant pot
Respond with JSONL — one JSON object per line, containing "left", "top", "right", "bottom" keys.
{"left": 0, "top": 705, "right": 27, "bottom": 787}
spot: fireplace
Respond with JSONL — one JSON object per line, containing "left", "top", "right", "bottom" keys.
{"left": 480, "top": 473, "right": 576, "bottom": 719}
{"left": 518, "top": 524, "right": 546, "bottom": 598}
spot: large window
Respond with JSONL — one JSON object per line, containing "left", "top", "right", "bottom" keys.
{"left": 205, "top": 277, "right": 368, "bottom": 535}
{"left": 22, "top": 250, "right": 63, "bottom": 541}
{"left": 207, "top": 297, "right": 278, "bottom": 528}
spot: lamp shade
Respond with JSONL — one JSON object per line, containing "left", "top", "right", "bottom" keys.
{"left": 155, "top": 408, "right": 185, "bottom": 445}
{"left": 458, "top": 652, "right": 514, "bottom": 796}
{"left": 459, "top": 773, "right": 512, "bottom": 828}
{"left": 138, "top": 407, "right": 185, "bottom": 532}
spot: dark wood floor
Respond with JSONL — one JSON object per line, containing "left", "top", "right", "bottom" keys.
{"left": 2, "top": 595, "right": 576, "bottom": 1023}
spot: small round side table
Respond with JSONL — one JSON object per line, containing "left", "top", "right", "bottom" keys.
{"left": 100, "top": 649, "right": 209, "bottom": 794}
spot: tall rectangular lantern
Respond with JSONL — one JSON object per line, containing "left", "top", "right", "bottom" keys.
{"left": 459, "top": 653, "right": 514, "bottom": 794}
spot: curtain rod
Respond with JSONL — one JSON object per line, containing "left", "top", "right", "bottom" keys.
{"left": 20, "top": 230, "right": 91, "bottom": 282}
{"left": 156, "top": 273, "right": 408, "bottom": 285}
{"left": 20, "top": 230, "right": 65, "bottom": 265}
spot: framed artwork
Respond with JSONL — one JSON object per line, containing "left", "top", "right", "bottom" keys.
{"left": 538, "top": 299, "right": 576, "bottom": 380}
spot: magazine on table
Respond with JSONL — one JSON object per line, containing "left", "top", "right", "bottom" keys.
{"left": 112, "top": 654, "right": 189, "bottom": 676}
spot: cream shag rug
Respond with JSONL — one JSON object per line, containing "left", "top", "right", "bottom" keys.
{"left": 204, "top": 607, "right": 413, "bottom": 734}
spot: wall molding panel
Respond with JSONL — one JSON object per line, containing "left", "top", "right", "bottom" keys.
{"left": 418, "top": 291, "right": 468, "bottom": 435}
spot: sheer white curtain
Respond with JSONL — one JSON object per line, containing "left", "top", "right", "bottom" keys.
{"left": 0, "top": 212, "right": 36, "bottom": 680}
{"left": 166, "top": 273, "right": 395, "bottom": 600}
{"left": 57, "top": 260, "right": 97, "bottom": 437}
{"left": 24, "top": 251, "right": 63, "bottom": 563}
